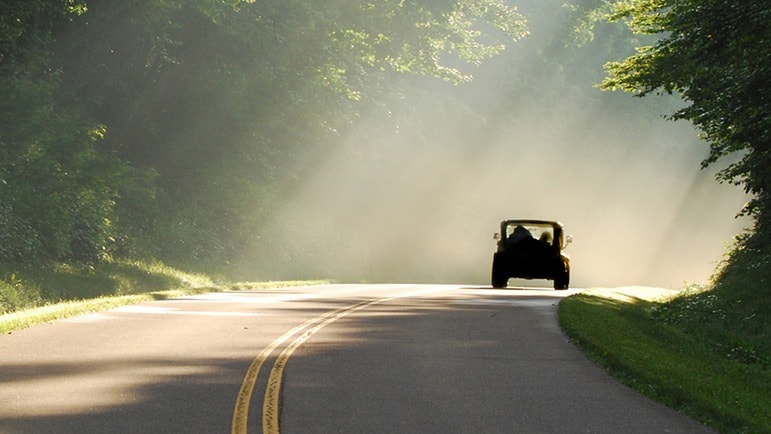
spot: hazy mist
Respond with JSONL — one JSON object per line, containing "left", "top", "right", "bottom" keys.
{"left": 250, "top": 106, "right": 746, "bottom": 288}
{"left": 241, "top": 4, "right": 748, "bottom": 288}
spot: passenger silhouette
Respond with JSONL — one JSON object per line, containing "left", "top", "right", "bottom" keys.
{"left": 507, "top": 225, "right": 531, "bottom": 244}
{"left": 539, "top": 231, "right": 553, "bottom": 246}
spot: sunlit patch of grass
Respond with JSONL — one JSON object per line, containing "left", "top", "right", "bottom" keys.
{"left": 0, "top": 287, "right": 216, "bottom": 334}
{"left": 0, "top": 259, "right": 221, "bottom": 333}
{"left": 0, "top": 260, "right": 202, "bottom": 304}
{"left": 0, "top": 259, "right": 330, "bottom": 333}
{"left": 560, "top": 286, "right": 770, "bottom": 433}
{"left": 228, "top": 280, "right": 333, "bottom": 291}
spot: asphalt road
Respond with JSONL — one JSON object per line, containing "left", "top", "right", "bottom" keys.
{"left": 0, "top": 284, "right": 714, "bottom": 433}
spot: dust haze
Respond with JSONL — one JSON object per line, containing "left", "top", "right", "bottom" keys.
{"left": 243, "top": 6, "right": 748, "bottom": 289}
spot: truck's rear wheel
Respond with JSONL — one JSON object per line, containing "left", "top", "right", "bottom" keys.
{"left": 491, "top": 256, "right": 507, "bottom": 289}
{"left": 554, "top": 262, "right": 570, "bottom": 290}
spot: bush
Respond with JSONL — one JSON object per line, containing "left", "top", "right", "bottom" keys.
{"left": 0, "top": 275, "right": 42, "bottom": 314}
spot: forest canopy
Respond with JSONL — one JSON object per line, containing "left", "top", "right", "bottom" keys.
{"left": 600, "top": 0, "right": 770, "bottom": 237}
{"left": 0, "top": 0, "right": 527, "bottom": 265}
{"left": 1, "top": 0, "right": 764, "bottom": 285}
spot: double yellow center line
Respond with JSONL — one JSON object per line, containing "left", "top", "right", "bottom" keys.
{"left": 231, "top": 286, "right": 451, "bottom": 434}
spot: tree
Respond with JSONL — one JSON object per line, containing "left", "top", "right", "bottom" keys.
{"left": 44, "top": 0, "right": 529, "bottom": 267}
{"left": 0, "top": 0, "right": 154, "bottom": 263}
{"left": 599, "top": 0, "right": 771, "bottom": 237}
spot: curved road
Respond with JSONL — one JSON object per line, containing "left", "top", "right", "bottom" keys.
{"left": 0, "top": 284, "right": 714, "bottom": 433}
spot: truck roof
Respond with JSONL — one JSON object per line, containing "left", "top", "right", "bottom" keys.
{"left": 501, "top": 219, "right": 563, "bottom": 228}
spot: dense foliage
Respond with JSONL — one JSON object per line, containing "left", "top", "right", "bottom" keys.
{"left": 600, "top": 0, "right": 771, "bottom": 240}
{"left": 1, "top": 0, "right": 526, "bottom": 267}
{"left": 1, "top": 1, "right": 135, "bottom": 263}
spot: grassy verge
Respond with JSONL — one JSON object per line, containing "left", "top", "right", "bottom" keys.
{"left": 560, "top": 274, "right": 769, "bottom": 432}
{"left": 0, "top": 259, "right": 330, "bottom": 334}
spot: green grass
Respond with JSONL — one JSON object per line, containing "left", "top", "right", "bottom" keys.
{"left": 3, "top": 241, "right": 768, "bottom": 433}
{"left": 560, "top": 244, "right": 770, "bottom": 434}
{"left": 0, "top": 259, "right": 330, "bottom": 334}
{"left": 0, "top": 288, "right": 209, "bottom": 334}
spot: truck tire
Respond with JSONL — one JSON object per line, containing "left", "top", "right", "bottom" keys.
{"left": 554, "top": 261, "right": 570, "bottom": 290}
{"left": 491, "top": 255, "right": 508, "bottom": 289}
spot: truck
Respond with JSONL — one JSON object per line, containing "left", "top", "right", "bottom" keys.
{"left": 491, "top": 219, "right": 571, "bottom": 290}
